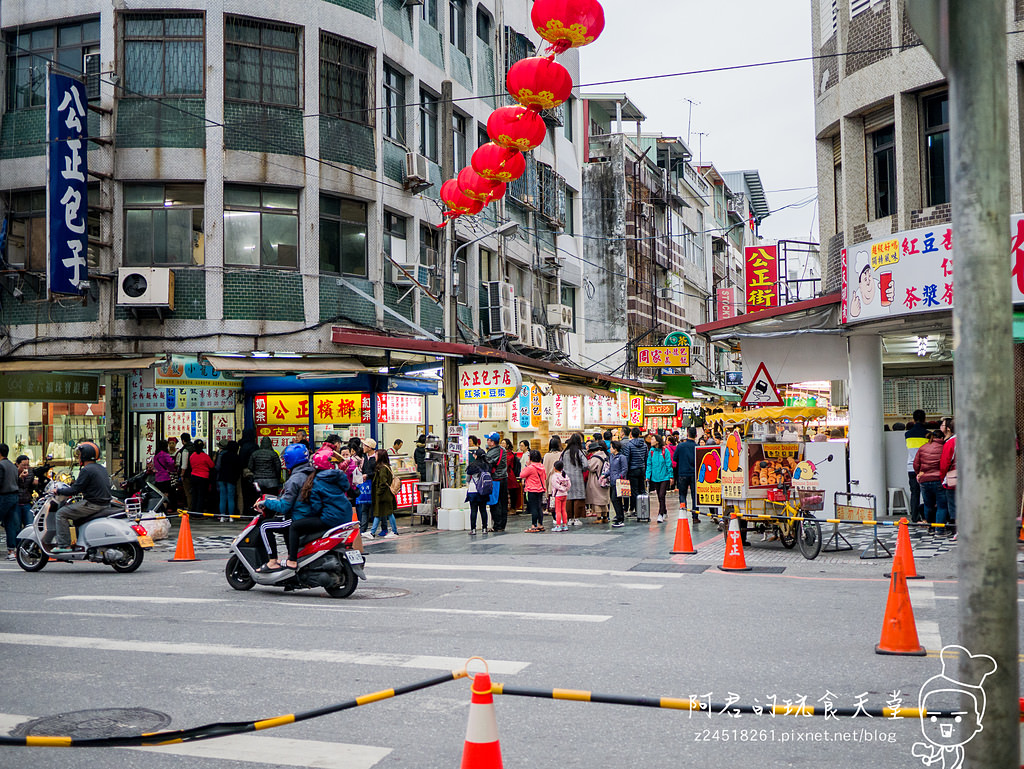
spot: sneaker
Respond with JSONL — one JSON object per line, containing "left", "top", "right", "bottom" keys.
{"left": 469, "top": 529, "right": 477, "bottom": 535}
{"left": 612, "top": 522, "right": 625, "bottom": 528}
{"left": 657, "top": 514, "right": 665, "bottom": 523}
{"left": 6, "top": 551, "right": 16, "bottom": 560}
{"left": 363, "top": 532, "right": 375, "bottom": 540}
{"left": 384, "top": 532, "right": 398, "bottom": 539}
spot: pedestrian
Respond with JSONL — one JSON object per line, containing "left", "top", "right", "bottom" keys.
{"left": 645, "top": 433, "right": 674, "bottom": 523}
{"left": 585, "top": 440, "right": 610, "bottom": 523}
{"left": 151, "top": 439, "right": 176, "bottom": 511}
{"left": 51, "top": 442, "right": 110, "bottom": 553}
{"left": 674, "top": 427, "right": 699, "bottom": 525}
{"left": 215, "top": 440, "right": 242, "bottom": 522}
{"left": 413, "top": 435, "right": 427, "bottom": 480}
{"left": 293, "top": 429, "right": 311, "bottom": 450}
{"left": 312, "top": 434, "right": 344, "bottom": 470}
{"left": 237, "top": 428, "right": 258, "bottom": 512}
{"left": 621, "top": 427, "right": 648, "bottom": 514}
{"left": 174, "top": 433, "right": 194, "bottom": 510}
{"left": 518, "top": 440, "right": 532, "bottom": 468}
{"left": 390, "top": 439, "right": 404, "bottom": 455}
{"left": 256, "top": 444, "right": 313, "bottom": 573}
{"left": 0, "top": 444, "right": 21, "bottom": 559}
{"left": 468, "top": 435, "right": 481, "bottom": 453}
{"left": 603, "top": 430, "right": 613, "bottom": 451}
{"left": 519, "top": 449, "right": 547, "bottom": 532}
{"left": 913, "top": 430, "right": 946, "bottom": 527}
{"left": 542, "top": 436, "right": 563, "bottom": 520}
{"left": 502, "top": 438, "right": 522, "bottom": 513}
{"left": 11, "top": 455, "right": 37, "bottom": 558}
{"left": 561, "top": 433, "right": 587, "bottom": 526}
{"left": 604, "top": 441, "right": 628, "bottom": 527}
{"left": 938, "top": 417, "right": 957, "bottom": 536}
{"left": 484, "top": 433, "right": 509, "bottom": 532}
{"left": 465, "top": 449, "right": 492, "bottom": 534}
{"left": 368, "top": 449, "right": 399, "bottom": 539}
{"left": 248, "top": 437, "right": 283, "bottom": 496}
{"left": 904, "top": 410, "right": 929, "bottom": 523}
{"left": 550, "top": 460, "right": 571, "bottom": 532}
{"left": 187, "top": 440, "right": 214, "bottom": 514}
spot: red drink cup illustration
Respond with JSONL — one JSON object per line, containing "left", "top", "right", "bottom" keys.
{"left": 880, "top": 272, "right": 893, "bottom": 306}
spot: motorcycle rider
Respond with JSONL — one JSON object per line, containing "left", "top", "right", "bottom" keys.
{"left": 51, "top": 442, "right": 112, "bottom": 554}
{"left": 255, "top": 443, "right": 313, "bottom": 573}
{"left": 283, "top": 458, "right": 353, "bottom": 570}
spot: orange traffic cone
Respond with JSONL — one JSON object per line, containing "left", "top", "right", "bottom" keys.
{"left": 169, "top": 512, "right": 199, "bottom": 562}
{"left": 718, "top": 514, "right": 751, "bottom": 572}
{"left": 875, "top": 552, "right": 925, "bottom": 655}
{"left": 460, "top": 671, "right": 503, "bottom": 769}
{"left": 885, "top": 518, "right": 922, "bottom": 579}
{"left": 670, "top": 510, "right": 697, "bottom": 555}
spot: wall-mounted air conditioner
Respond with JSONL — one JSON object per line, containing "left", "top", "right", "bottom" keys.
{"left": 484, "top": 281, "right": 517, "bottom": 337}
{"left": 404, "top": 153, "right": 430, "bottom": 188}
{"left": 546, "top": 303, "right": 572, "bottom": 328}
{"left": 531, "top": 324, "right": 547, "bottom": 349}
{"left": 516, "top": 297, "right": 532, "bottom": 341}
{"left": 117, "top": 267, "right": 175, "bottom": 310}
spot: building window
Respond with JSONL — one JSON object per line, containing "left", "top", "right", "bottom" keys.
{"left": 420, "top": 224, "right": 440, "bottom": 271}
{"left": 124, "top": 184, "right": 204, "bottom": 265}
{"left": 421, "top": 0, "right": 438, "bottom": 29}
{"left": 565, "top": 189, "right": 575, "bottom": 235}
{"left": 477, "top": 124, "right": 489, "bottom": 149}
{"left": 383, "top": 211, "right": 408, "bottom": 268}
{"left": 452, "top": 112, "right": 467, "bottom": 169}
{"left": 224, "top": 17, "right": 300, "bottom": 107}
{"left": 560, "top": 285, "right": 577, "bottom": 332}
{"left": 382, "top": 63, "right": 406, "bottom": 144}
{"left": 420, "top": 89, "right": 439, "bottom": 162}
{"left": 5, "top": 20, "right": 100, "bottom": 109}
{"left": 319, "top": 196, "right": 367, "bottom": 276}
{"left": 4, "top": 190, "right": 46, "bottom": 270}
{"left": 224, "top": 186, "right": 299, "bottom": 268}
{"left": 123, "top": 13, "right": 203, "bottom": 97}
{"left": 479, "top": 247, "right": 495, "bottom": 282}
{"left": 923, "top": 92, "right": 949, "bottom": 207}
{"left": 449, "top": 0, "right": 467, "bottom": 51}
{"left": 476, "top": 7, "right": 492, "bottom": 43}
{"left": 871, "top": 125, "right": 897, "bottom": 219}
{"left": 563, "top": 96, "right": 574, "bottom": 142}
{"left": 455, "top": 246, "right": 468, "bottom": 304}
{"left": 319, "top": 33, "right": 372, "bottom": 125}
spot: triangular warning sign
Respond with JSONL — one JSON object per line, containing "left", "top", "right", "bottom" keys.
{"left": 741, "top": 362, "right": 783, "bottom": 407}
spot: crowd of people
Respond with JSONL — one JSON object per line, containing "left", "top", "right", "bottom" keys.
{"left": 904, "top": 411, "right": 958, "bottom": 536}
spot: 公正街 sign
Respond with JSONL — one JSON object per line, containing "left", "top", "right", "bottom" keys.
{"left": 47, "top": 72, "right": 89, "bottom": 297}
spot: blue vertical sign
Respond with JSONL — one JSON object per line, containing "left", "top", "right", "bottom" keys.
{"left": 517, "top": 385, "right": 531, "bottom": 429}
{"left": 47, "top": 72, "right": 89, "bottom": 296}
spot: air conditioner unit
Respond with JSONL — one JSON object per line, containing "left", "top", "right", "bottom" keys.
{"left": 549, "top": 328, "right": 575, "bottom": 358}
{"left": 638, "top": 202, "right": 655, "bottom": 219}
{"left": 404, "top": 152, "right": 430, "bottom": 188}
{"left": 484, "top": 281, "right": 517, "bottom": 337}
{"left": 560, "top": 304, "right": 573, "bottom": 329}
{"left": 531, "top": 324, "right": 547, "bottom": 349}
{"left": 516, "top": 297, "right": 532, "bottom": 341}
{"left": 387, "top": 257, "right": 417, "bottom": 286}
{"left": 656, "top": 287, "right": 672, "bottom": 300}
{"left": 545, "top": 303, "right": 571, "bottom": 328}
{"left": 116, "top": 267, "right": 175, "bottom": 309}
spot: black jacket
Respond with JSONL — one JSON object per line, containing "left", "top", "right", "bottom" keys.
{"left": 69, "top": 462, "right": 112, "bottom": 505}
{"left": 673, "top": 440, "right": 697, "bottom": 478}
{"left": 622, "top": 438, "right": 648, "bottom": 472}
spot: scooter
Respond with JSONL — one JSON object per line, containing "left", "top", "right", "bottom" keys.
{"left": 15, "top": 482, "right": 154, "bottom": 573}
{"left": 224, "top": 498, "right": 367, "bottom": 598}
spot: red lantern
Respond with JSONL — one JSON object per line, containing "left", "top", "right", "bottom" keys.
{"left": 471, "top": 143, "right": 526, "bottom": 183}
{"left": 441, "top": 179, "right": 484, "bottom": 217}
{"left": 506, "top": 56, "right": 573, "bottom": 111}
{"left": 457, "top": 167, "right": 500, "bottom": 203}
{"left": 486, "top": 106, "right": 547, "bottom": 152}
{"left": 484, "top": 182, "right": 507, "bottom": 205}
{"left": 531, "top": 0, "right": 605, "bottom": 53}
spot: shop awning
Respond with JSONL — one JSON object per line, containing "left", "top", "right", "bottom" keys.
{"left": 693, "top": 386, "right": 741, "bottom": 402}
{"left": 0, "top": 356, "right": 162, "bottom": 373}
{"left": 707, "top": 406, "right": 828, "bottom": 424}
{"left": 204, "top": 356, "right": 370, "bottom": 375}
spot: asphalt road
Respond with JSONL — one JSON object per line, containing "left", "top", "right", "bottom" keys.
{"left": 0, "top": 506, "right": 1018, "bottom": 769}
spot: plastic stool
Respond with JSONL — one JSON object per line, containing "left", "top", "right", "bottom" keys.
{"left": 887, "top": 487, "right": 909, "bottom": 517}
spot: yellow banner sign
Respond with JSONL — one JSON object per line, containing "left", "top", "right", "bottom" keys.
{"left": 636, "top": 346, "right": 690, "bottom": 368}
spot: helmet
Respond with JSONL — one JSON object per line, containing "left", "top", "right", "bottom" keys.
{"left": 76, "top": 441, "right": 99, "bottom": 464}
{"left": 312, "top": 446, "right": 334, "bottom": 470}
{"left": 282, "top": 443, "right": 310, "bottom": 471}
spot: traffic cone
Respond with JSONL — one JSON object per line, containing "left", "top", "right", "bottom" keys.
{"left": 169, "top": 512, "right": 199, "bottom": 562}
{"left": 670, "top": 510, "right": 697, "bottom": 555}
{"left": 875, "top": 552, "right": 925, "bottom": 655}
{"left": 718, "top": 514, "right": 751, "bottom": 572}
{"left": 885, "top": 518, "right": 922, "bottom": 579}
{"left": 460, "top": 671, "right": 503, "bottom": 769}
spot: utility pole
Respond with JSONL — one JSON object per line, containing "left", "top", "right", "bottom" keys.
{"left": 440, "top": 80, "right": 459, "bottom": 488}
{"left": 907, "top": 3, "right": 1019, "bottom": 767}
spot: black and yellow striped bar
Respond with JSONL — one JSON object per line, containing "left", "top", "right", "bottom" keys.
{"left": 694, "top": 510, "right": 953, "bottom": 528}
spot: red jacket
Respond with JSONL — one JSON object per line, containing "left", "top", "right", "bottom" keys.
{"left": 519, "top": 462, "right": 547, "bottom": 493}
{"left": 913, "top": 440, "right": 944, "bottom": 483}
{"left": 189, "top": 451, "right": 215, "bottom": 479}
{"left": 939, "top": 436, "right": 957, "bottom": 485}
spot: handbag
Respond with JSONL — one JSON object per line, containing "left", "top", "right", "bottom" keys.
{"left": 615, "top": 478, "right": 631, "bottom": 497}
{"left": 352, "top": 459, "right": 365, "bottom": 485}
{"left": 944, "top": 441, "right": 957, "bottom": 489}
{"left": 355, "top": 481, "right": 372, "bottom": 505}
{"left": 389, "top": 473, "right": 402, "bottom": 495}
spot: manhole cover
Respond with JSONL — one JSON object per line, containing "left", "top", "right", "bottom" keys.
{"left": 12, "top": 708, "right": 172, "bottom": 739}
{"left": 349, "top": 586, "right": 410, "bottom": 600}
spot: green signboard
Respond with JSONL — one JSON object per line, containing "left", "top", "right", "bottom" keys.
{"left": 0, "top": 373, "right": 100, "bottom": 402}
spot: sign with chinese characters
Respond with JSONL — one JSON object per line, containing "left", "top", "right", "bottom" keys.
{"left": 627, "top": 395, "right": 644, "bottom": 427}
{"left": 531, "top": 387, "right": 542, "bottom": 428}
{"left": 617, "top": 391, "right": 630, "bottom": 423}
{"left": 312, "top": 393, "right": 369, "bottom": 424}
{"left": 164, "top": 411, "right": 206, "bottom": 441}
{"left": 212, "top": 413, "right": 235, "bottom": 446}
{"left": 509, "top": 385, "right": 532, "bottom": 430}
{"left": 47, "top": 72, "right": 88, "bottom": 296}
{"left": 744, "top": 245, "right": 779, "bottom": 313}
{"left": 156, "top": 358, "right": 241, "bottom": 390}
{"left": 644, "top": 401, "right": 676, "bottom": 417}
{"left": 637, "top": 346, "right": 690, "bottom": 368}
{"left": 695, "top": 446, "right": 723, "bottom": 506}
{"left": 458, "top": 363, "right": 522, "bottom": 404}
{"left": 140, "top": 415, "right": 157, "bottom": 462}
{"left": 0, "top": 372, "right": 99, "bottom": 402}
{"left": 566, "top": 395, "right": 583, "bottom": 430}
{"left": 256, "top": 425, "right": 305, "bottom": 452}
{"left": 542, "top": 393, "right": 567, "bottom": 430}
{"left": 395, "top": 479, "right": 422, "bottom": 508}
{"left": 255, "top": 393, "right": 310, "bottom": 426}
{"left": 377, "top": 393, "right": 424, "bottom": 424}
{"left": 130, "top": 374, "right": 236, "bottom": 412}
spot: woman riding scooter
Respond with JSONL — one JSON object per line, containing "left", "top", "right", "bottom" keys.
{"left": 256, "top": 443, "right": 313, "bottom": 573}
{"left": 282, "top": 460, "right": 354, "bottom": 569}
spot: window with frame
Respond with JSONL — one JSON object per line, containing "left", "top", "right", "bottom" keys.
{"left": 124, "top": 183, "right": 204, "bottom": 266}
{"left": 563, "top": 96, "right": 574, "bottom": 141}
{"left": 923, "top": 92, "right": 949, "bottom": 207}
{"left": 383, "top": 211, "right": 408, "bottom": 268}
{"left": 225, "top": 17, "right": 300, "bottom": 107}
{"left": 420, "top": 224, "right": 440, "bottom": 272}
{"left": 419, "top": 89, "right": 439, "bottom": 161}
{"left": 6, "top": 19, "right": 100, "bottom": 109}
{"left": 871, "top": 125, "right": 897, "bottom": 218}
{"left": 224, "top": 186, "right": 299, "bottom": 269}
{"left": 560, "top": 285, "right": 577, "bottom": 332}
{"left": 5, "top": 187, "right": 100, "bottom": 270}
{"left": 452, "top": 112, "right": 467, "bottom": 169}
{"left": 477, "top": 124, "right": 489, "bottom": 149}
{"left": 479, "top": 247, "right": 495, "bottom": 283}
{"left": 476, "top": 7, "right": 492, "bottom": 43}
{"left": 421, "top": 0, "right": 438, "bottom": 28}
{"left": 455, "top": 245, "right": 468, "bottom": 304}
{"left": 123, "top": 13, "right": 203, "bottom": 97}
{"left": 565, "top": 189, "right": 575, "bottom": 235}
{"left": 319, "top": 195, "right": 368, "bottom": 276}
{"left": 382, "top": 63, "right": 406, "bottom": 144}
{"left": 449, "top": 0, "right": 467, "bottom": 51}
{"left": 320, "top": 33, "right": 372, "bottom": 125}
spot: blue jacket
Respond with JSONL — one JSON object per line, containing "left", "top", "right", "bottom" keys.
{"left": 263, "top": 463, "right": 314, "bottom": 521}
{"left": 645, "top": 447, "right": 674, "bottom": 483}
{"left": 604, "top": 453, "right": 628, "bottom": 483}
{"left": 673, "top": 440, "right": 697, "bottom": 478}
{"left": 622, "top": 438, "right": 648, "bottom": 471}
{"left": 310, "top": 468, "right": 353, "bottom": 527}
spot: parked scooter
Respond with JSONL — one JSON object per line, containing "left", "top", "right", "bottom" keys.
{"left": 15, "top": 481, "right": 154, "bottom": 573}
{"left": 224, "top": 496, "right": 366, "bottom": 598}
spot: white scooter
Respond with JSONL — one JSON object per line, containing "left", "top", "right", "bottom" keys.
{"left": 15, "top": 482, "right": 154, "bottom": 573}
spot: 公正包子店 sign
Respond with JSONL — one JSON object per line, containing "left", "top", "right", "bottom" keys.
{"left": 458, "top": 363, "right": 522, "bottom": 403}
{"left": 47, "top": 73, "right": 89, "bottom": 297}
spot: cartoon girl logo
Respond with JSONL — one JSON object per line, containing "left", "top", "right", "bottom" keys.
{"left": 911, "top": 645, "right": 997, "bottom": 769}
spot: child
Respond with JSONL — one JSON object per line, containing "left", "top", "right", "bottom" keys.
{"left": 550, "top": 460, "right": 571, "bottom": 532}
{"left": 465, "top": 449, "right": 492, "bottom": 535}
{"left": 519, "top": 449, "right": 547, "bottom": 532}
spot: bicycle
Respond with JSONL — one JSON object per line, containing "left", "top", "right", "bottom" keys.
{"left": 758, "top": 483, "right": 824, "bottom": 560}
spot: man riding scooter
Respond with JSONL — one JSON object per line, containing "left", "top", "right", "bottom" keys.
{"left": 52, "top": 442, "right": 111, "bottom": 554}
{"left": 256, "top": 443, "right": 313, "bottom": 573}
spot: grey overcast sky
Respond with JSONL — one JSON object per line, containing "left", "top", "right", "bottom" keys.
{"left": 578, "top": 0, "right": 820, "bottom": 244}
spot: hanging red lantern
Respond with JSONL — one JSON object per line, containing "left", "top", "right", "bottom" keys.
{"left": 471, "top": 143, "right": 526, "bottom": 183}
{"left": 457, "top": 167, "right": 500, "bottom": 203}
{"left": 506, "top": 56, "right": 573, "bottom": 111}
{"left": 484, "top": 182, "right": 507, "bottom": 206}
{"left": 486, "top": 106, "right": 547, "bottom": 152}
{"left": 441, "top": 179, "right": 484, "bottom": 217}
{"left": 531, "top": 0, "right": 605, "bottom": 54}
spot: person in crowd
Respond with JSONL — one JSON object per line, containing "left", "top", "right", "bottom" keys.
{"left": 174, "top": 433, "right": 194, "bottom": 510}
{"left": 51, "top": 442, "right": 111, "bottom": 553}
{"left": 390, "top": 439, "right": 404, "bottom": 455}
{"left": 550, "top": 460, "right": 571, "bottom": 532}
{"left": 501, "top": 438, "right": 522, "bottom": 514}
{"left": 349, "top": 438, "right": 373, "bottom": 531}
{"left": 0, "top": 444, "right": 21, "bottom": 559}
{"left": 215, "top": 440, "right": 242, "bottom": 522}
{"left": 11, "top": 455, "right": 37, "bottom": 559}
{"left": 905, "top": 410, "right": 929, "bottom": 523}
{"left": 520, "top": 449, "right": 547, "bottom": 532}
{"left": 485, "top": 433, "right": 509, "bottom": 532}
{"left": 237, "top": 428, "right": 258, "bottom": 514}
{"left": 939, "top": 418, "right": 957, "bottom": 536}
{"left": 279, "top": 459, "right": 353, "bottom": 570}
{"left": 256, "top": 443, "right": 313, "bottom": 573}
{"left": 312, "top": 434, "right": 344, "bottom": 470}
{"left": 674, "top": 427, "right": 699, "bottom": 525}
{"left": 248, "top": 437, "right": 282, "bottom": 497}
{"left": 603, "top": 430, "right": 613, "bottom": 450}
{"left": 412, "top": 435, "right": 427, "bottom": 481}
{"left": 368, "top": 449, "right": 399, "bottom": 539}
{"left": 543, "top": 436, "right": 563, "bottom": 520}
{"left": 913, "top": 430, "right": 946, "bottom": 527}
{"left": 465, "top": 449, "right": 492, "bottom": 535}
{"left": 621, "top": 427, "right": 648, "bottom": 514}
{"left": 293, "top": 429, "right": 311, "bottom": 450}
{"left": 604, "top": 441, "right": 628, "bottom": 528}
{"left": 561, "top": 433, "right": 587, "bottom": 526}
{"left": 646, "top": 433, "right": 674, "bottom": 524}
{"left": 586, "top": 440, "right": 611, "bottom": 523}
{"left": 468, "top": 435, "right": 481, "bottom": 453}
{"left": 187, "top": 440, "right": 214, "bottom": 514}
{"left": 518, "top": 440, "right": 532, "bottom": 468}
{"left": 151, "top": 439, "right": 176, "bottom": 510}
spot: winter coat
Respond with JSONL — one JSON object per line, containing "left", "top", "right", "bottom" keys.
{"left": 485, "top": 446, "right": 509, "bottom": 479}
{"left": 371, "top": 463, "right": 397, "bottom": 518}
{"left": 519, "top": 462, "right": 547, "bottom": 494}
{"left": 263, "top": 463, "right": 314, "bottom": 520}
{"left": 645, "top": 447, "right": 674, "bottom": 483}
{"left": 309, "top": 468, "right": 353, "bottom": 527}
{"left": 550, "top": 472, "right": 571, "bottom": 497}
{"left": 622, "top": 437, "right": 648, "bottom": 472}
{"left": 605, "top": 452, "right": 627, "bottom": 484}
{"left": 673, "top": 439, "right": 697, "bottom": 478}
{"left": 465, "top": 461, "right": 490, "bottom": 500}
{"left": 562, "top": 447, "right": 587, "bottom": 501}
{"left": 413, "top": 444, "right": 427, "bottom": 479}
{"left": 152, "top": 450, "right": 175, "bottom": 483}
{"left": 189, "top": 451, "right": 214, "bottom": 479}
{"left": 913, "top": 440, "right": 945, "bottom": 483}
{"left": 542, "top": 451, "right": 562, "bottom": 493}
{"left": 216, "top": 449, "right": 242, "bottom": 484}
{"left": 248, "top": 438, "right": 283, "bottom": 489}
{"left": 586, "top": 451, "right": 611, "bottom": 506}
{"left": 939, "top": 436, "right": 957, "bottom": 488}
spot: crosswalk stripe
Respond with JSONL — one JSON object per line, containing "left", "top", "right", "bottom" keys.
{"left": 916, "top": 620, "right": 942, "bottom": 651}
{"left": 383, "top": 576, "right": 663, "bottom": 590}
{"left": 371, "top": 562, "right": 683, "bottom": 578}
{"left": 49, "top": 595, "right": 226, "bottom": 604}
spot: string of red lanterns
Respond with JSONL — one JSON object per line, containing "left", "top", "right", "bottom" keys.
{"left": 441, "top": 0, "right": 605, "bottom": 223}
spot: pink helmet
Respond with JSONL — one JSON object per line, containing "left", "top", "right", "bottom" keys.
{"left": 312, "top": 447, "right": 334, "bottom": 470}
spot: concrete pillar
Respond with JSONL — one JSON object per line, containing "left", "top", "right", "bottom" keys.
{"left": 847, "top": 334, "right": 886, "bottom": 512}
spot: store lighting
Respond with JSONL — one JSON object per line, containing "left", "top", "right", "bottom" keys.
{"left": 916, "top": 336, "right": 929, "bottom": 357}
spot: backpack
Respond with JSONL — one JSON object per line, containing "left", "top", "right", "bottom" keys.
{"left": 512, "top": 454, "right": 522, "bottom": 478}
{"left": 478, "top": 470, "right": 493, "bottom": 497}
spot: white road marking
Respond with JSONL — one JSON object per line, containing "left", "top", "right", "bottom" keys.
{"left": 916, "top": 620, "right": 942, "bottom": 651}
{"left": 48, "top": 595, "right": 227, "bottom": 605}
{"left": 0, "top": 713, "right": 390, "bottom": 769}
{"left": 0, "top": 633, "right": 529, "bottom": 675}
{"left": 383, "top": 575, "right": 662, "bottom": 590}
{"left": 0, "top": 609, "right": 142, "bottom": 619}
{"left": 371, "top": 562, "right": 683, "bottom": 579}
{"left": 908, "top": 582, "right": 936, "bottom": 610}
{"left": 934, "top": 596, "right": 1024, "bottom": 602}
{"left": 410, "top": 607, "right": 609, "bottom": 622}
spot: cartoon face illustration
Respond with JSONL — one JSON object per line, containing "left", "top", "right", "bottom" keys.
{"left": 858, "top": 264, "right": 875, "bottom": 306}
{"left": 920, "top": 690, "right": 983, "bottom": 747}
{"left": 793, "top": 460, "right": 816, "bottom": 481}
